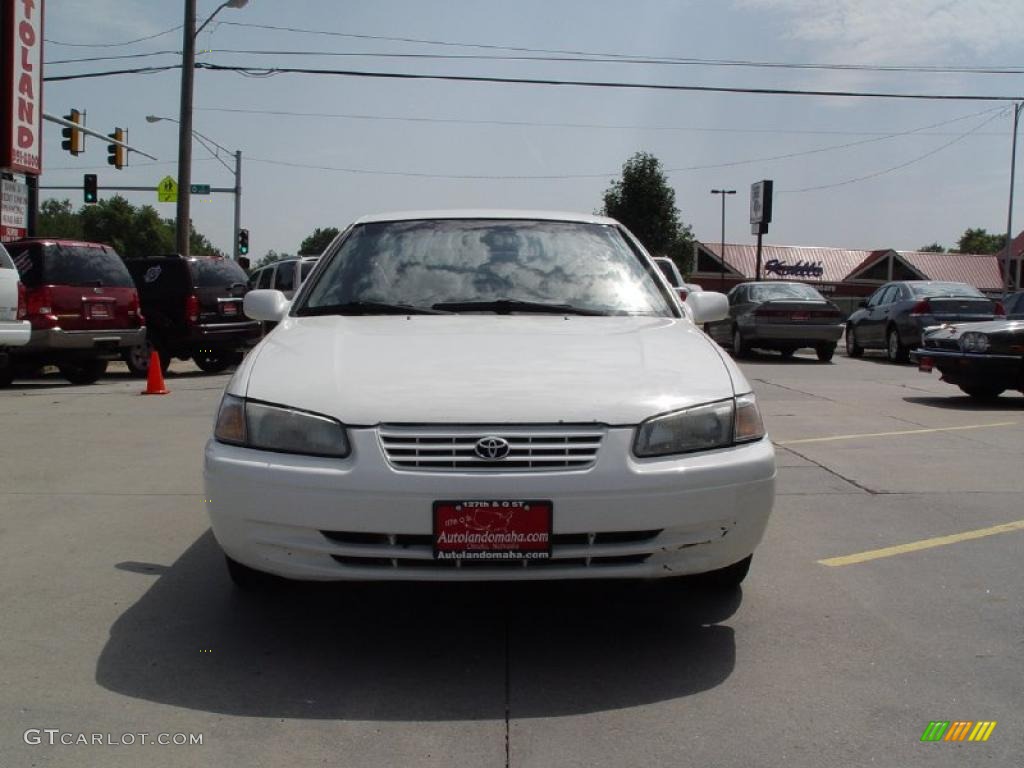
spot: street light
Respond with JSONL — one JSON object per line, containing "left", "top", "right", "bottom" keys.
{"left": 710, "top": 189, "right": 736, "bottom": 291}
{"left": 176, "top": 0, "right": 248, "bottom": 257}
{"left": 149, "top": 115, "right": 243, "bottom": 260}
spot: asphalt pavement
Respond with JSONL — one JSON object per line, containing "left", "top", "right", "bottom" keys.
{"left": 1, "top": 351, "right": 1021, "bottom": 767}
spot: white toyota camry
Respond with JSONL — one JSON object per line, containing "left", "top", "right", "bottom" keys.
{"left": 204, "top": 211, "right": 775, "bottom": 589}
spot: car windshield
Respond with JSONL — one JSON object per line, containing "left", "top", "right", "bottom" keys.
{"left": 749, "top": 283, "right": 824, "bottom": 302}
{"left": 191, "top": 258, "right": 248, "bottom": 288}
{"left": 298, "top": 219, "right": 674, "bottom": 316}
{"left": 909, "top": 282, "right": 985, "bottom": 298}
{"left": 41, "top": 244, "right": 134, "bottom": 288}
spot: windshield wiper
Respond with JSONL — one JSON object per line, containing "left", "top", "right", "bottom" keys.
{"left": 431, "top": 299, "right": 607, "bottom": 316}
{"left": 296, "top": 301, "right": 450, "bottom": 316}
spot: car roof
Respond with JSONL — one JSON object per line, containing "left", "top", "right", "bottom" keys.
{"left": 352, "top": 209, "right": 619, "bottom": 226}
{"left": 6, "top": 238, "right": 113, "bottom": 249}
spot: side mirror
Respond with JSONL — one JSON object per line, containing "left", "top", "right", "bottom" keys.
{"left": 244, "top": 289, "right": 289, "bottom": 322}
{"left": 686, "top": 291, "right": 729, "bottom": 325}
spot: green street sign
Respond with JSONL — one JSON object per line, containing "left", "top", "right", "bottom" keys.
{"left": 190, "top": 184, "right": 211, "bottom": 195}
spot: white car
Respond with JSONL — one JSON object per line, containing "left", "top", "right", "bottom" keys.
{"left": 0, "top": 242, "right": 32, "bottom": 387}
{"left": 204, "top": 211, "right": 775, "bottom": 589}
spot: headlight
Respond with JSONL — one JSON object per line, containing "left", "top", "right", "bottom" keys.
{"left": 633, "top": 394, "right": 765, "bottom": 458}
{"left": 214, "top": 394, "right": 350, "bottom": 457}
{"left": 960, "top": 332, "right": 990, "bottom": 353}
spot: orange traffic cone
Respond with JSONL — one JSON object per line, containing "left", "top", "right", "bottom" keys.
{"left": 140, "top": 349, "right": 169, "bottom": 395}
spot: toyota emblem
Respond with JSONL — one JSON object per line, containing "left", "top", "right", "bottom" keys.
{"left": 474, "top": 436, "right": 511, "bottom": 460}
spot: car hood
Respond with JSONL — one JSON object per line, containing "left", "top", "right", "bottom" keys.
{"left": 237, "top": 315, "right": 740, "bottom": 425}
{"left": 924, "top": 319, "right": 1024, "bottom": 337}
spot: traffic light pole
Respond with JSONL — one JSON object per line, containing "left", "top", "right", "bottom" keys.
{"left": 42, "top": 113, "right": 157, "bottom": 160}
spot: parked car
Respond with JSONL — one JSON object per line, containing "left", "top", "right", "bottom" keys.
{"left": 5, "top": 238, "right": 145, "bottom": 384}
{"left": 1004, "top": 290, "right": 1024, "bottom": 320}
{"left": 652, "top": 256, "right": 702, "bottom": 301}
{"left": 123, "top": 255, "right": 260, "bottom": 376}
{"left": 206, "top": 211, "right": 775, "bottom": 591}
{"left": 0, "top": 242, "right": 32, "bottom": 387}
{"left": 247, "top": 255, "right": 320, "bottom": 299}
{"left": 845, "top": 281, "right": 1003, "bottom": 362}
{"left": 706, "top": 281, "right": 844, "bottom": 361}
{"left": 912, "top": 319, "right": 1024, "bottom": 400}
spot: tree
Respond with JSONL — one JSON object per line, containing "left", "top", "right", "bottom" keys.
{"left": 918, "top": 242, "right": 945, "bottom": 253}
{"left": 299, "top": 227, "right": 340, "bottom": 255}
{"left": 254, "top": 249, "right": 292, "bottom": 270}
{"left": 957, "top": 228, "right": 1006, "bottom": 254}
{"left": 35, "top": 196, "right": 222, "bottom": 258}
{"left": 599, "top": 152, "right": 694, "bottom": 273}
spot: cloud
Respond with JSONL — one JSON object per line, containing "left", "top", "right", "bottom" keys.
{"left": 738, "top": 0, "right": 1024, "bottom": 63}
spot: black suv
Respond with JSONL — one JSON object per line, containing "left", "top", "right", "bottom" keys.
{"left": 123, "top": 255, "right": 260, "bottom": 376}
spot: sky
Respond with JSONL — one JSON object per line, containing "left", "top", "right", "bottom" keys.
{"left": 37, "top": 0, "right": 1024, "bottom": 259}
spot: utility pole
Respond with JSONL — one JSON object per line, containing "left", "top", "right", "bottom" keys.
{"left": 233, "top": 150, "right": 242, "bottom": 260}
{"left": 1004, "top": 102, "right": 1022, "bottom": 299}
{"left": 711, "top": 189, "right": 736, "bottom": 291}
{"left": 175, "top": 0, "right": 197, "bottom": 257}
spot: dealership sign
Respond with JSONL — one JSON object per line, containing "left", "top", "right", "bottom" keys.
{"left": 764, "top": 259, "right": 824, "bottom": 279}
{"left": 2, "top": 0, "right": 44, "bottom": 175}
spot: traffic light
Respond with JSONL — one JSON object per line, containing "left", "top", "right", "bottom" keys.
{"left": 107, "top": 128, "right": 126, "bottom": 170}
{"left": 238, "top": 228, "right": 249, "bottom": 256}
{"left": 61, "top": 109, "right": 83, "bottom": 155}
{"left": 83, "top": 174, "right": 98, "bottom": 204}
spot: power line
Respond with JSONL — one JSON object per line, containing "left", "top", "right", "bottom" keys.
{"left": 216, "top": 22, "right": 1024, "bottom": 75}
{"left": 44, "top": 65, "right": 181, "bottom": 82}
{"left": 194, "top": 104, "right": 1008, "bottom": 137}
{"left": 193, "top": 62, "right": 1024, "bottom": 101}
{"left": 46, "top": 51, "right": 180, "bottom": 66}
{"left": 42, "top": 60, "right": 1024, "bottom": 100}
{"left": 241, "top": 107, "right": 1002, "bottom": 181}
{"left": 780, "top": 109, "right": 1007, "bottom": 193}
{"left": 44, "top": 25, "right": 182, "bottom": 48}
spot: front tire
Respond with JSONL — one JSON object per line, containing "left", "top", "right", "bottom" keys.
{"left": 58, "top": 359, "right": 108, "bottom": 385}
{"left": 886, "top": 327, "right": 908, "bottom": 363}
{"left": 0, "top": 361, "right": 13, "bottom": 388}
{"left": 845, "top": 325, "right": 864, "bottom": 357}
{"left": 959, "top": 385, "right": 1005, "bottom": 402}
{"left": 124, "top": 340, "right": 170, "bottom": 378}
{"left": 816, "top": 343, "right": 836, "bottom": 362}
{"left": 732, "top": 328, "right": 750, "bottom": 359}
{"left": 193, "top": 349, "right": 233, "bottom": 374}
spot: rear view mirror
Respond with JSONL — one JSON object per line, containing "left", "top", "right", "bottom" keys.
{"left": 686, "top": 291, "right": 729, "bottom": 324}
{"left": 244, "top": 289, "right": 289, "bottom": 322}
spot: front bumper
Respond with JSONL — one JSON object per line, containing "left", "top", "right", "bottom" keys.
{"left": 204, "top": 428, "right": 776, "bottom": 582}
{"left": 911, "top": 348, "right": 1022, "bottom": 388}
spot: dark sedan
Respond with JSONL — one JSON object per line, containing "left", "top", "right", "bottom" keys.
{"left": 1005, "top": 291, "right": 1024, "bottom": 320}
{"left": 845, "top": 281, "right": 1003, "bottom": 363}
{"left": 706, "top": 281, "right": 844, "bottom": 361}
{"left": 912, "top": 320, "right": 1024, "bottom": 401}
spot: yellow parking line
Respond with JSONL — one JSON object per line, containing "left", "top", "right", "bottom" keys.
{"left": 818, "top": 520, "right": 1024, "bottom": 567}
{"left": 778, "top": 421, "right": 1016, "bottom": 446}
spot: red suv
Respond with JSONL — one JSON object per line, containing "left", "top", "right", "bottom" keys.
{"left": 6, "top": 239, "right": 145, "bottom": 384}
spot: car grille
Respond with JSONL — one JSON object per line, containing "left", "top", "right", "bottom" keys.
{"left": 320, "top": 528, "right": 664, "bottom": 569}
{"left": 378, "top": 425, "right": 605, "bottom": 472}
{"left": 924, "top": 338, "right": 960, "bottom": 351}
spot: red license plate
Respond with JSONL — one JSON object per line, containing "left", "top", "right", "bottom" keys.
{"left": 433, "top": 500, "right": 552, "bottom": 561}
{"left": 790, "top": 312, "right": 810, "bottom": 321}
{"left": 220, "top": 302, "right": 239, "bottom": 316}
